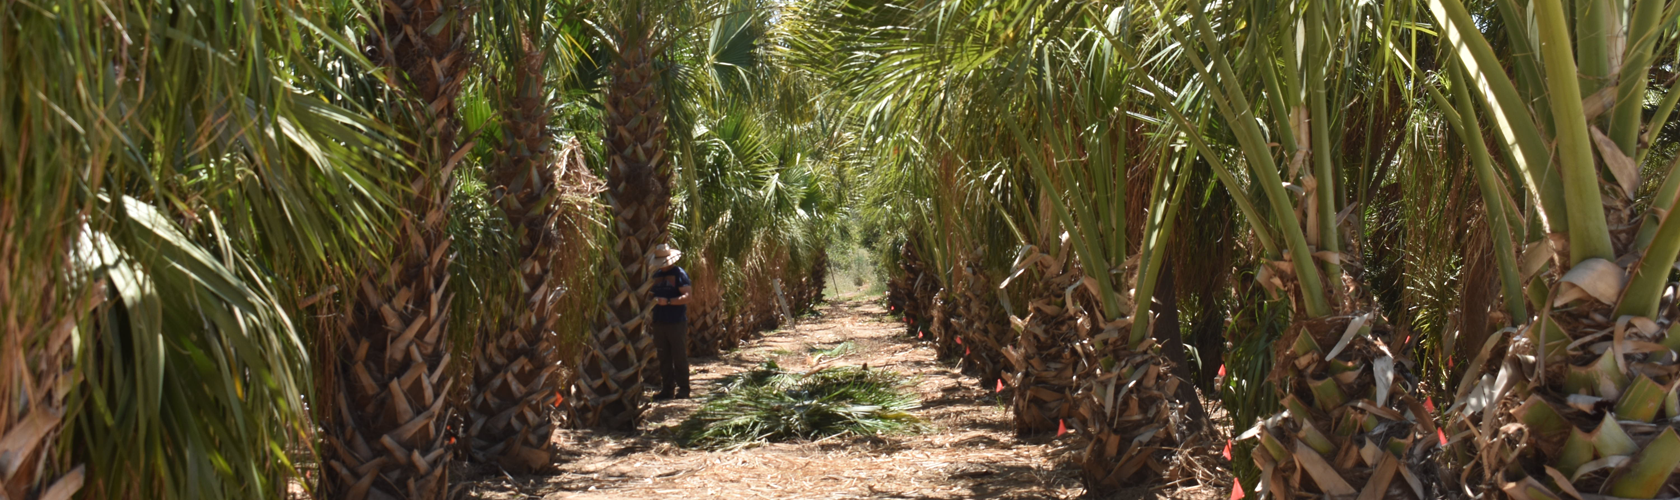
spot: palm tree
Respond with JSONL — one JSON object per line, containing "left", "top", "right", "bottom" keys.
{"left": 1137, "top": 0, "right": 1449, "bottom": 497}
{"left": 570, "top": 0, "right": 679, "bottom": 429}
{"left": 668, "top": 5, "right": 782, "bottom": 355}
{"left": 316, "top": 0, "right": 474, "bottom": 496}
{"left": 571, "top": 0, "right": 846, "bottom": 426}
{"left": 5, "top": 0, "right": 402, "bottom": 498}
{"left": 461, "top": 0, "right": 602, "bottom": 471}
{"left": 1002, "top": 38, "right": 1197, "bottom": 487}
{"left": 1427, "top": 0, "right": 1680, "bottom": 496}
{"left": 801, "top": 0, "right": 1197, "bottom": 490}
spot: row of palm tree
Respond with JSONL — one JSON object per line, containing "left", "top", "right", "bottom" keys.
{"left": 828, "top": 0, "right": 1680, "bottom": 498}
{"left": 1, "top": 0, "right": 837, "bottom": 498}
{"left": 570, "top": 0, "right": 840, "bottom": 430}
{"left": 24, "top": 0, "right": 1680, "bottom": 498}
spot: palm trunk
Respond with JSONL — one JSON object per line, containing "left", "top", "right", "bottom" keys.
{"left": 887, "top": 265, "right": 911, "bottom": 319}
{"left": 955, "top": 259, "right": 1012, "bottom": 387}
{"left": 1247, "top": 316, "right": 1441, "bottom": 500}
{"left": 898, "top": 243, "right": 927, "bottom": 337}
{"left": 931, "top": 285, "right": 960, "bottom": 359}
{"left": 903, "top": 244, "right": 938, "bottom": 340}
{"left": 320, "top": 1, "right": 470, "bottom": 497}
{"left": 1077, "top": 324, "right": 1179, "bottom": 489}
{"left": 1003, "top": 243, "right": 1085, "bottom": 434}
{"left": 807, "top": 250, "right": 829, "bottom": 309}
{"left": 571, "top": 25, "right": 671, "bottom": 430}
{"left": 1150, "top": 260, "right": 1205, "bottom": 427}
{"left": 686, "top": 256, "right": 725, "bottom": 356}
{"left": 465, "top": 46, "right": 576, "bottom": 468}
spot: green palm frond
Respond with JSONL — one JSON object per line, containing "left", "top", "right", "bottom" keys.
{"left": 73, "top": 197, "right": 314, "bottom": 499}
{"left": 679, "top": 363, "right": 925, "bottom": 450}
{"left": 4, "top": 0, "right": 406, "bottom": 497}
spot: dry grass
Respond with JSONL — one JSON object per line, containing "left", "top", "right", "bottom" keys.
{"left": 461, "top": 300, "right": 1231, "bottom": 500}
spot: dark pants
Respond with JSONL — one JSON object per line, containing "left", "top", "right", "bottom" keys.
{"left": 651, "top": 321, "right": 690, "bottom": 395}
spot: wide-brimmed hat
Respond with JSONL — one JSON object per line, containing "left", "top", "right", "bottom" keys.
{"left": 650, "top": 243, "right": 683, "bottom": 268}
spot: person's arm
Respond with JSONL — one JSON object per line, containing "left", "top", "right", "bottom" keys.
{"left": 658, "top": 286, "right": 693, "bottom": 306}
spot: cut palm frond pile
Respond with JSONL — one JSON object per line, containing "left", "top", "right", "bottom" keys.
{"left": 679, "top": 363, "right": 925, "bottom": 449}
{"left": 807, "top": 340, "right": 861, "bottom": 360}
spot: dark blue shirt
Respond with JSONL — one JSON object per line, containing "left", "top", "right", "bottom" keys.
{"left": 650, "top": 266, "right": 690, "bottom": 323}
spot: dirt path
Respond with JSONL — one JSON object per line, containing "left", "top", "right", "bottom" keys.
{"left": 466, "top": 299, "right": 1100, "bottom": 499}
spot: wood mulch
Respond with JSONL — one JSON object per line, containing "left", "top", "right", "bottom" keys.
{"left": 462, "top": 299, "right": 1230, "bottom": 500}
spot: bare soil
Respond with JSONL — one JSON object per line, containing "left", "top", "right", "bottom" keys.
{"left": 462, "top": 299, "right": 1229, "bottom": 500}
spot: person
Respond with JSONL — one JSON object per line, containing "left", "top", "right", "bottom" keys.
{"left": 648, "top": 243, "right": 692, "bottom": 400}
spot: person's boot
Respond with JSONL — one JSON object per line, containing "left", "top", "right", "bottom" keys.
{"left": 675, "top": 386, "right": 690, "bottom": 400}
{"left": 653, "top": 386, "right": 675, "bottom": 401}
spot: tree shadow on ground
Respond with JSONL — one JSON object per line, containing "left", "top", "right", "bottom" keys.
{"left": 463, "top": 300, "right": 1110, "bottom": 499}
{"left": 944, "top": 461, "right": 1086, "bottom": 500}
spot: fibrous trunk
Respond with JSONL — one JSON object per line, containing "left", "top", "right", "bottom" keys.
{"left": 730, "top": 264, "right": 772, "bottom": 346}
{"left": 319, "top": 0, "right": 470, "bottom": 496}
{"left": 900, "top": 243, "right": 935, "bottom": 339}
{"left": 1443, "top": 260, "right": 1680, "bottom": 500}
{"left": 803, "top": 250, "right": 829, "bottom": 311}
{"left": 1072, "top": 258, "right": 1189, "bottom": 490}
{"left": 1003, "top": 243, "right": 1085, "bottom": 434}
{"left": 930, "top": 284, "right": 960, "bottom": 358}
{"left": 686, "top": 256, "right": 725, "bottom": 356}
{"left": 1250, "top": 314, "right": 1437, "bottom": 500}
{"left": 954, "top": 259, "right": 1012, "bottom": 386}
{"left": 464, "top": 58, "right": 588, "bottom": 469}
{"left": 887, "top": 265, "right": 911, "bottom": 320}
{"left": 786, "top": 250, "right": 827, "bottom": 314}
{"left": 1076, "top": 321, "right": 1182, "bottom": 489}
{"left": 572, "top": 26, "right": 670, "bottom": 429}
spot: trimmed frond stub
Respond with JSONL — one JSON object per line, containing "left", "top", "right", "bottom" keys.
{"left": 1247, "top": 314, "right": 1440, "bottom": 500}
{"left": 573, "top": 22, "right": 673, "bottom": 431}
{"left": 1443, "top": 256, "right": 1680, "bottom": 499}
{"left": 1076, "top": 319, "right": 1186, "bottom": 489}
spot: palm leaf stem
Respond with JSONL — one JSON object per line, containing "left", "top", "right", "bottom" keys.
{"left": 1449, "top": 61, "right": 1528, "bottom": 324}
{"left": 1131, "top": 141, "right": 1195, "bottom": 347}
{"left": 1168, "top": 0, "right": 1331, "bottom": 317}
{"left": 1428, "top": 0, "right": 1566, "bottom": 237}
{"left": 1305, "top": 0, "right": 1343, "bottom": 283}
{"left": 1534, "top": 0, "right": 1614, "bottom": 264}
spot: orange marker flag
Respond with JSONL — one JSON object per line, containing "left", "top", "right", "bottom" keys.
{"left": 554, "top": 391, "right": 564, "bottom": 406}
{"left": 1056, "top": 419, "right": 1068, "bottom": 436}
{"left": 1438, "top": 428, "right": 1448, "bottom": 445}
{"left": 1423, "top": 396, "right": 1436, "bottom": 413}
{"left": 996, "top": 379, "right": 1006, "bottom": 393}
{"left": 1231, "top": 477, "right": 1246, "bottom": 500}
{"left": 1222, "top": 439, "right": 1232, "bottom": 460}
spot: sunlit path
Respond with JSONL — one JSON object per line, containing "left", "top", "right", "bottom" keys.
{"left": 466, "top": 300, "right": 1103, "bottom": 499}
